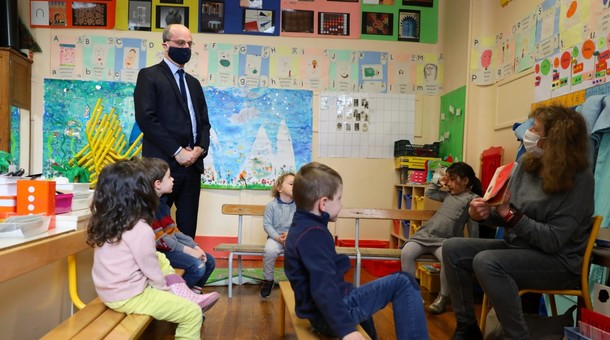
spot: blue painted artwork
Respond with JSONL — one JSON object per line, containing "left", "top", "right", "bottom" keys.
{"left": 202, "top": 87, "right": 312, "bottom": 189}
{"left": 42, "top": 79, "right": 312, "bottom": 189}
{"left": 10, "top": 106, "right": 20, "bottom": 167}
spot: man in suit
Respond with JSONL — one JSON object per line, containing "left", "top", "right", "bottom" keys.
{"left": 134, "top": 24, "right": 211, "bottom": 239}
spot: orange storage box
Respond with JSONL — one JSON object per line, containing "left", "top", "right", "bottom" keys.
{"left": 0, "top": 195, "right": 17, "bottom": 213}
{"left": 16, "top": 180, "right": 56, "bottom": 215}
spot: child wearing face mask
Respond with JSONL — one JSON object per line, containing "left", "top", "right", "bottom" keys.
{"left": 400, "top": 162, "right": 483, "bottom": 314}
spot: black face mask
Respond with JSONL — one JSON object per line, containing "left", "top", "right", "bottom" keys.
{"left": 168, "top": 46, "right": 191, "bottom": 65}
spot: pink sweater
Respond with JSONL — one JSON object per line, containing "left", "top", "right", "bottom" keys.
{"left": 92, "top": 220, "right": 169, "bottom": 303}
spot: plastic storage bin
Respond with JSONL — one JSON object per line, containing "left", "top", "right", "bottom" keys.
{"left": 55, "top": 193, "right": 73, "bottom": 214}
{"left": 363, "top": 260, "right": 401, "bottom": 277}
{"left": 418, "top": 265, "right": 440, "bottom": 293}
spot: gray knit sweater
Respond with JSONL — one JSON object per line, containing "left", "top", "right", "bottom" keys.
{"left": 487, "top": 163, "right": 595, "bottom": 275}
{"left": 263, "top": 198, "right": 296, "bottom": 239}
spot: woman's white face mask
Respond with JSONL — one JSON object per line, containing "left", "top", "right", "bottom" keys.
{"left": 523, "top": 129, "right": 545, "bottom": 156}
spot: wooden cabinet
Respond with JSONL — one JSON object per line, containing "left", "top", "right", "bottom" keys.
{"left": 0, "top": 48, "right": 32, "bottom": 152}
{"left": 390, "top": 183, "right": 441, "bottom": 248}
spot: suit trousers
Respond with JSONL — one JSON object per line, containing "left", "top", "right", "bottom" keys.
{"left": 165, "top": 162, "right": 202, "bottom": 239}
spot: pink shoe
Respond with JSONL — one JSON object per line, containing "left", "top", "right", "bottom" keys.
{"left": 199, "top": 292, "right": 220, "bottom": 313}
{"left": 165, "top": 274, "right": 220, "bottom": 311}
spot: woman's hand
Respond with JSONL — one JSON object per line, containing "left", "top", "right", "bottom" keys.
{"left": 469, "top": 197, "right": 491, "bottom": 221}
{"left": 495, "top": 191, "right": 512, "bottom": 219}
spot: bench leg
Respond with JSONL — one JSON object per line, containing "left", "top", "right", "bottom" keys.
{"left": 228, "top": 251, "right": 234, "bottom": 298}
{"left": 279, "top": 286, "right": 286, "bottom": 336}
{"left": 354, "top": 252, "right": 361, "bottom": 287}
{"left": 238, "top": 254, "right": 243, "bottom": 285}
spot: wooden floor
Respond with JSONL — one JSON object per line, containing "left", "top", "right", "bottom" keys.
{"left": 141, "top": 259, "right": 482, "bottom": 339}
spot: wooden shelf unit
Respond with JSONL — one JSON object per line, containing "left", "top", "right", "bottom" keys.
{"left": 0, "top": 48, "right": 32, "bottom": 153}
{"left": 390, "top": 183, "right": 441, "bottom": 248}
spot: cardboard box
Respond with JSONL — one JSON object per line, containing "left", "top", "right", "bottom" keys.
{"left": 16, "top": 180, "right": 56, "bottom": 215}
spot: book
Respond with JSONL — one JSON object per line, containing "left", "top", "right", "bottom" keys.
{"left": 482, "top": 161, "right": 516, "bottom": 205}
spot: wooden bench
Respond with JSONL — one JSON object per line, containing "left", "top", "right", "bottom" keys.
{"left": 279, "top": 281, "right": 371, "bottom": 340}
{"left": 42, "top": 269, "right": 185, "bottom": 340}
{"left": 214, "top": 204, "right": 435, "bottom": 297}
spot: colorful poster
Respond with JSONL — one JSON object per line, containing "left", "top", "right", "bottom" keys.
{"left": 115, "top": 38, "right": 147, "bottom": 83}
{"left": 388, "top": 53, "right": 416, "bottom": 94}
{"left": 269, "top": 46, "right": 302, "bottom": 89}
{"left": 357, "top": 51, "right": 389, "bottom": 93}
{"left": 470, "top": 36, "right": 496, "bottom": 85}
{"left": 514, "top": 11, "right": 537, "bottom": 72}
{"left": 495, "top": 30, "right": 515, "bottom": 81}
{"left": 535, "top": 0, "right": 560, "bottom": 60}
{"left": 81, "top": 35, "right": 117, "bottom": 81}
{"left": 207, "top": 43, "right": 239, "bottom": 87}
{"left": 50, "top": 32, "right": 83, "bottom": 79}
{"left": 300, "top": 47, "right": 328, "bottom": 91}
{"left": 42, "top": 79, "right": 312, "bottom": 189}
{"left": 237, "top": 45, "right": 271, "bottom": 88}
{"left": 202, "top": 87, "right": 312, "bottom": 189}
{"left": 416, "top": 53, "right": 443, "bottom": 95}
{"left": 327, "top": 49, "right": 358, "bottom": 92}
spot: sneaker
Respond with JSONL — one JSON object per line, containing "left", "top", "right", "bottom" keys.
{"left": 429, "top": 294, "right": 449, "bottom": 314}
{"left": 260, "top": 280, "right": 274, "bottom": 298}
{"left": 191, "top": 286, "right": 203, "bottom": 294}
{"left": 199, "top": 292, "right": 220, "bottom": 313}
{"left": 451, "top": 323, "right": 483, "bottom": 340}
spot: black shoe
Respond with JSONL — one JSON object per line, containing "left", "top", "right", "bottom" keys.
{"left": 260, "top": 280, "right": 274, "bottom": 298}
{"left": 451, "top": 323, "right": 483, "bottom": 340}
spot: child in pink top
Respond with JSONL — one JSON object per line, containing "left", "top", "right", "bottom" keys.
{"left": 87, "top": 160, "right": 219, "bottom": 339}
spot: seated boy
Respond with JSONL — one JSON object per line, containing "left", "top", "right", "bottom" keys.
{"left": 284, "top": 162, "right": 429, "bottom": 340}
{"left": 140, "top": 157, "right": 216, "bottom": 293}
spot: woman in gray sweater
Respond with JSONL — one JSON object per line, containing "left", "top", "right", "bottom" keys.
{"left": 443, "top": 105, "right": 595, "bottom": 340}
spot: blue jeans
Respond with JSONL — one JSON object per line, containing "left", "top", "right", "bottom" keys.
{"left": 310, "top": 272, "right": 429, "bottom": 340}
{"left": 163, "top": 250, "right": 216, "bottom": 288}
{"left": 442, "top": 238, "right": 580, "bottom": 340}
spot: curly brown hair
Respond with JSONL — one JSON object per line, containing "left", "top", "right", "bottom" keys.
{"left": 86, "top": 160, "right": 159, "bottom": 247}
{"left": 521, "top": 105, "right": 590, "bottom": 193}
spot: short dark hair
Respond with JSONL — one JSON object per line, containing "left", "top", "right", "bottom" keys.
{"left": 138, "top": 157, "right": 170, "bottom": 187}
{"left": 293, "top": 162, "right": 342, "bottom": 211}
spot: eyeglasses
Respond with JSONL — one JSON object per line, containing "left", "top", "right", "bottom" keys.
{"left": 165, "top": 40, "right": 194, "bottom": 48}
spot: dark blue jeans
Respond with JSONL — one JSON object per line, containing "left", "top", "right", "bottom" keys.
{"left": 442, "top": 238, "right": 580, "bottom": 340}
{"left": 163, "top": 250, "right": 216, "bottom": 288}
{"left": 310, "top": 272, "right": 429, "bottom": 340}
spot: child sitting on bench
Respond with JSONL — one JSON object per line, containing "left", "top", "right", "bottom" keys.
{"left": 284, "top": 162, "right": 429, "bottom": 340}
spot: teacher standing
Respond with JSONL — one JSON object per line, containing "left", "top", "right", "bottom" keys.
{"left": 135, "top": 24, "right": 211, "bottom": 239}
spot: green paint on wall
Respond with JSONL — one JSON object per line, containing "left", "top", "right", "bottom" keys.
{"left": 439, "top": 86, "right": 466, "bottom": 161}
{"left": 361, "top": 1, "right": 438, "bottom": 43}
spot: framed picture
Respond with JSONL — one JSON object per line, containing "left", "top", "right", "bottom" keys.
{"left": 72, "top": 2, "right": 108, "bottom": 27}
{"left": 398, "top": 10, "right": 420, "bottom": 42}
{"left": 318, "top": 12, "right": 349, "bottom": 36}
{"left": 243, "top": 9, "right": 274, "bottom": 33}
{"left": 281, "top": 10, "right": 314, "bottom": 33}
{"left": 128, "top": 1, "right": 152, "bottom": 31}
{"left": 200, "top": 1, "right": 224, "bottom": 33}
{"left": 156, "top": 5, "right": 189, "bottom": 29}
{"left": 402, "top": 0, "right": 433, "bottom": 7}
{"left": 361, "top": 12, "right": 393, "bottom": 36}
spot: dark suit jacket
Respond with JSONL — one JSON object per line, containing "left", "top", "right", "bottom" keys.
{"left": 134, "top": 60, "right": 211, "bottom": 173}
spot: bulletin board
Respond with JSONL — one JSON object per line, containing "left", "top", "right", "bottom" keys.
{"left": 30, "top": 0, "right": 116, "bottom": 29}
{"left": 279, "top": 0, "right": 360, "bottom": 39}
{"left": 115, "top": 0, "right": 199, "bottom": 32}
{"left": 360, "top": 0, "right": 437, "bottom": 43}
{"left": 439, "top": 86, "right": 465, "bottom": 161}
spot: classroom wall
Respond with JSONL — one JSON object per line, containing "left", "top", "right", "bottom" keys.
{"left": 17, "top": 1, "right": 446, "bottom": 243}
{"left": 462, "top": 0, "right": 535, "bottom": 166}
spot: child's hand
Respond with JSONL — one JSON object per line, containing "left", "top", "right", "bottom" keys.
{"left": 342, "top": 331, "right": 367, "bottom": 340}
{"left": 184, "top": 246, "right": 205, "bottom": 261}
{"left": 276, "top": 233, "right": 287, "bottom": 245}
{"left": 195, "top": 245, "right": 207, "bottom": 264}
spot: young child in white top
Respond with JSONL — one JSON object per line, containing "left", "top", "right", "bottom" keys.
{"left": 260, "top": 172, "right": 296, "bottom": 298}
